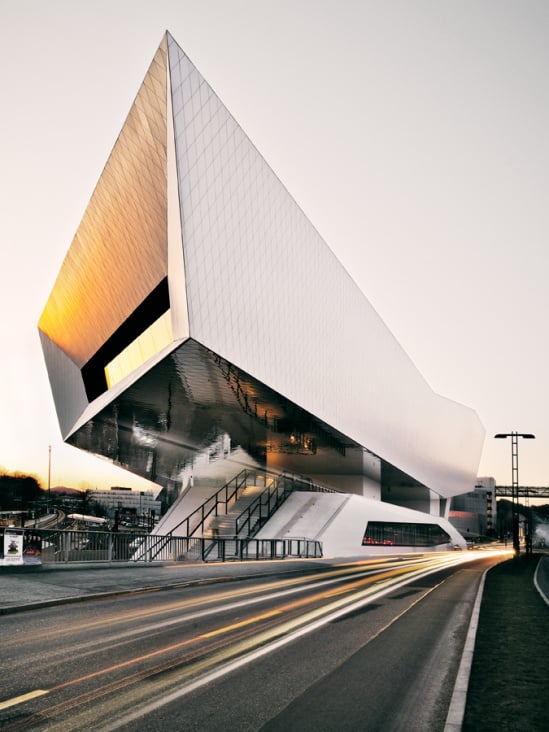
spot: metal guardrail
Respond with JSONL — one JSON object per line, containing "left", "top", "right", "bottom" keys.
{"left": 204, "top": 537, "right": 323, "bottom": 562}
{"left": 0, "top": 527, "right": 322, "bottom": 565}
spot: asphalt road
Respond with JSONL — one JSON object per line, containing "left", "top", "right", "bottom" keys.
{"left": 0, "top": 552, "right": 503, "bottom": 731}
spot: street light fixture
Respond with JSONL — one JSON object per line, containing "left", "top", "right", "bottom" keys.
{"left": 46, "top": 444, "right": 52, "bottom": 515}
{"left": 494, "top": 432, "right": 535, "bottom": 555}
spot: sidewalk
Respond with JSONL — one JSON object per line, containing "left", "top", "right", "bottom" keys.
{"left": 0, "top": 557, "right": 332, "bottom": 613}
{"left": 462, "top": 552, "right": 549, "bottom": 731}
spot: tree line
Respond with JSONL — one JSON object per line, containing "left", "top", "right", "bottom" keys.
{"left": 0, "top": 472, "right": 43, "bottom": 511}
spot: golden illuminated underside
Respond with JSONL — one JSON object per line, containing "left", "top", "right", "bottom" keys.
{"left": 39, "top": 38, "right": 169, "bottom": 368}
{"left": 105, "top": 310, "right": 173, "bottom": 390}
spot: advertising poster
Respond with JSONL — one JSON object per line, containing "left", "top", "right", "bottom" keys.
{"left": 23, "top": 532, "right": 42, "bottom": 565}
{"left": 2, "top": 529, "right": 24, "bottom": 566}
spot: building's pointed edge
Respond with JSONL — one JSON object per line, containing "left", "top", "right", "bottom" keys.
{"left": 39, "top": 37, "right": 170, "bottom": 370}
{"left": 166, "top": 33, "right": 190, "bottom": 343}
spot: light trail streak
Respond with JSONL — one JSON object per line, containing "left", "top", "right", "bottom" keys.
{"left": 102, "top": 555, "right": 483, "bottom": 730}
{"left": 8, "top": 560, "right": 446, "bottom": 730}
{"left": 1, "top": 556, "right": 439, "bottom": 717}
{"left": 1, "top": 551, "right": 508, "bottom": 728}
{"left": 3, "top": 558, "right": 433, "bottom": 695}
{"left": 21, "top": 563, "right": 404, "bottom": 694}
{"left": 1, "top": 557, "right": 430, "bottom": 654}
{"left": 2, "top": 558, "right": 410, "bottom": 644}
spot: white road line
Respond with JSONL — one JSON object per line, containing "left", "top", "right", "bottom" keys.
{"left": 533, "top": 556, "right": 549, "bottom": 606}
{"left": 443, "top": 567, "right": 488, "bottom": 732}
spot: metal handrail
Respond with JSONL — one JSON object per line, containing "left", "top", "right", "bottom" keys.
{"left": 125, "top": 469, "right": 264, "bottom": 561}
{"left": 165, "top": 468, "right": 256, "bottom": 538}
{"left": 235, "top": 474, "right": 291, "bottom": 537}
{"left": 234, "top": 471, "right": 338, "bottom": 538}
{"left": 165, "top": 467, "right": 338, "bottom": 543}
{"left": 201, "top": 534, "right": 323, "bottom": 562}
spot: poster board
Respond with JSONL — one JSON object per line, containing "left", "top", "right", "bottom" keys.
{"left": 0, "top": 529, "right": 42, "bottom": 566}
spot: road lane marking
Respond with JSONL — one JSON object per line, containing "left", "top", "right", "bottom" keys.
{"left": 0, "top": 689, "right": 49, "bottom": 711}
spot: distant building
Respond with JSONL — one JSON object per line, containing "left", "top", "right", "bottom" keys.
{"left": 89, "top": 487, "right": 161, "bottom": 520}
{"left": 449, "top": 478, "right": 496, "bottom": 538}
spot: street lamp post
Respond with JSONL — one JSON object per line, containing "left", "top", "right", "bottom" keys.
{"left": 494, "top": 432, "right": 535, "bottom": 556}
{"left": 47, "top": 444, "right": 52, "bottom": 514}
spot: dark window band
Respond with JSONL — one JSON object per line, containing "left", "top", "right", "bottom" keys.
{"left": 82, "top": 277, "right": 170, "bottom": 401}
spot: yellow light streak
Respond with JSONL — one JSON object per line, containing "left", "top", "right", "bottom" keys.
{"left": 321, "top": 565, "right": 420, "bottom": 598}
{"left": 5, "top": 555, "right": 482, "bottom": 650}
{"left": 198, "top": 608, "right": 284, "bottom": 638}
{"left": 42, "top": 562, "right": 409, "bottom": 694}
{"left": 138, "top": 560, "right": 456, "bottom": 687}
{"left": 12, "top": 559, "right": 420, "bottom": 642}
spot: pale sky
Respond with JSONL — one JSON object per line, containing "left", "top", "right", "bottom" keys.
{"left": 1, "top": 0, "right": 548, "bottom": 493}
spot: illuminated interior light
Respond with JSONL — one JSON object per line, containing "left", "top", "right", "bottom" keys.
{"left": 105, "top": 310, "right": 173, "bottom": 389}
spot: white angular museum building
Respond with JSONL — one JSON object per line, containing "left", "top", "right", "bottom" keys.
{"left": 39, "top": 33, "right": 484, "bottom": 556}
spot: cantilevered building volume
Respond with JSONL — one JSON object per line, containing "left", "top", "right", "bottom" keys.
{"left": 39, "top": 32, "right": 484, "bottom": 555}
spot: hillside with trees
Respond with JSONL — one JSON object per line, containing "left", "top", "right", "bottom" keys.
{"left": 0, "top": 472, "right": 43, "bottom": 511}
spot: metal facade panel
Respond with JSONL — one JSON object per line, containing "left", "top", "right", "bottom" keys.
{"left": 167, "top": 35, "right": 484, "bottom": 497}
{"left": 38, "top": 330, "right": 89, "bottom": 439}
{"left": 39, "top": 39, "right": 169, "bottom": 367}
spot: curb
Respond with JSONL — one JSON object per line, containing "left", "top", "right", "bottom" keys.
{"left": 443, "top": 566, "right": 487, "bottom": 731}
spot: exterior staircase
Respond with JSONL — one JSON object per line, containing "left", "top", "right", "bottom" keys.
{"left": 204, "top": 484, "right": 265, "bottom": 558}
{"left": 153, "top": 467, "right": 337, "bottom": 561}
{"left": 205, "top": 484, "right": 265, "bottom": 538}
